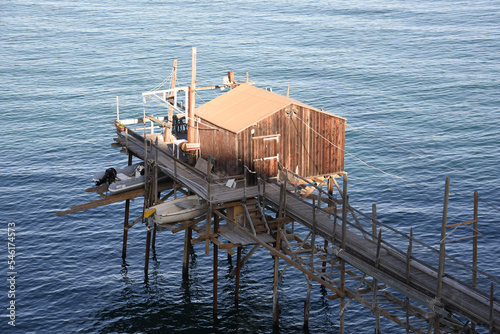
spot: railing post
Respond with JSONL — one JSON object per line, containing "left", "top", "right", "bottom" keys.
{"left": 205, "top": 155, "right": 212, "bottom": 255}
{"left": 473, "top": 191, "right": 479, "bottom": 288}
{"left": 490, "top": 283, "right": 495, "bottom": 333}
{"left": 472, "top": 191, "right": 479, "bottom": 333}
{"left": 244, "top": 166, "right": 247, "bottom": 199}
{"left": 207, "top": 154, "right": 212, "bottom": 202}
{"left": 437, "top": 178, "right": 450, "bottom": 300}
{"left": 340, "top": 173, "right": 348, "bottom": 334}
{"left": 405, "top": 228, "right": 413, "bottom": 333}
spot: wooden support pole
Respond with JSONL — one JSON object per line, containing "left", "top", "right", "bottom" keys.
{"left": 372, "top": 204, "right": 377, "bottom": 241}
{"left": 473, "top": 191, "right": 479, "bottom": 288}
{"left": 213, "top": 214, "right": 219, "bottom": 319}
{"left": 437, "top": 178, "right": 450, "bottom": 300}
{"left": 144, "top": 227, "right": 152, "bottom": 279}
{"left": 152, "top": 224, "right": 157, "bottom": 251}
{"left": 340, "top": 174, "right": 348, "bottom": 334}
{"left": 472, "top": 191, "right": 479, "bottom": 333}
{"left": 182, "top": 227, "right": 192, "bottom": 281}
{"left": 433, "top": 178, "right": 450, "bottom": 333}
{"left": 122, "top": 199, "right": 130, "bottom": 260}
{"left": 311, "top": 198, "right": 316, "bottom": 268}
{"left": 116, "top": 96, "right": 120, "bottom": 121}
{"left": 122, "top": 153, "right": 133, "bottom": 260}
{"left": 373, "top": 228, "right": 382, "bottom": 334}
{"left": 235, "top": 246, "right": 242, "bottom": 307}
{"left": 304, "top": 277, "right": 312, "bottom": 329}
{"left": 188, "top": 47, "right": 196, "bottom": 144}
{"left": 230, "top": 244, "right": 260, "bottom": 277}
{"left": 490, "top": 282, "right": 495, "bottom": 333}
{"left": 205, "top": 156, "right": 212, "bottom": 255}
{"left": 205, "top": 208, "right": 212, "bottom": 256}
{"left": 323, "top": 179, "right": 334, "bottom": 272}
{"left": 278, "top": 181, "right": 285, "bottom": 219}
{"left": 305, "top": 199, "right": 314, "bottom": 327}
{"left": 273, "top": 222, "right": 282, "bottom": 329}
{"left": 166, "top": 59, "right": 177, "bottom": 142}
{"left": 405, "top": 228, "right": 413, "bottom": 334}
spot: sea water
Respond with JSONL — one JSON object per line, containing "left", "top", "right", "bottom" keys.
{"left": 1, "top": 1, "right": 499, "bottom": 332}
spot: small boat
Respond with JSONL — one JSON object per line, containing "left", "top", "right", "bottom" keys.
{"left": 150, "top": 195, "right": 206, "bottom": 225}
{"left": 108, "top": 172, "right": 171, "bottom": 195}
{"left": 93, "top": 162, "right": 144, "bottom": 186}
{"left": 108, "top": 174, "right": 147, "bottom": 195}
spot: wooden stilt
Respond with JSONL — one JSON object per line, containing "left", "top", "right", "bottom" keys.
{"left": 273, "top": 222, "right": 282, "bottom": 329}
{"left": 405, "top": 228, "right": 413, "bottom": 333}
{"left": 472, "top": 191, "right": 479, "bottom": 332}
{"left": 372, "top": 204, "right": 377, "bottom": 241}
{"left": 122, "top": 199, "right": 130, "bottom": 260}
{"left": 323, "top": 180, "right": 333, "bottom": 272}
{"left": 152, "top": 224, "right": 157, "bottom": 251}
{"left": 235, "top": 246, "right": 242, "bottom": 307}
{"left": 144, "top": 227, "right": 152, "bottom": 278}
{"left": 340, "top": 174, "right": 348, "bottom": 334}
{"left": 183, "top": 227, "right": 192, "bottom": 281}
{"left": 472, "top": 191, "right": 479, "bottom": 287}
{"left": 304, "top": 277, "right": 312, "bottom": 329}
{"left": 490, "top": 282, "right": 495, "bottom": 334}
{"left": 213, "top": 215, "right": 219, "bottom": 319}
{"left": 122, "top": 153, "right": 133, "bottom": 260}
{"left": 434, "top": 177, "right": 450, "bottom": 333}
{"left": 305, "top": 198, "right": 316, "bottom": 329}
{"left": 373, "top": 229, "right": 382, "bottom": 334}
{"left": 205, "top": 156, "right": 213, "bottom": 255}
{"left": 437, "top": 178, "right": 450, "bottom": 299}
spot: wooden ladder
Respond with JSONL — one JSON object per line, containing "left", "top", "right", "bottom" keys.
{"left": 242, "top": 199, "right": 271, "bottom": 236}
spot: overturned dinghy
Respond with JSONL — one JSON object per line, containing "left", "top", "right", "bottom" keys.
{"left": 149, "top": 195, "right": 206, "bottom": 225}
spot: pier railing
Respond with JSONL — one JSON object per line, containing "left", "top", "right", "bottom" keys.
{"left": 266, "top": 165, "right": 499, "bottom": 331}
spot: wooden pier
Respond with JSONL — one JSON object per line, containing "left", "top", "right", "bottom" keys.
{"left": 58, "top": 49, "right": 499, "bottom": 332}
{"left": 59, "top": 123, "right": 499, "bottom": 333}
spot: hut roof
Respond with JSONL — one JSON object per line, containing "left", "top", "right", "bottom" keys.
{"left": 195, "top": 83, "right": 341, "bottom": 133}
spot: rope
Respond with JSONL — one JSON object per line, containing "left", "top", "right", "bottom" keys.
{"left": 198, "top": 53, "right": 230, "bottom": 74}
{"left": 294, "top": 114, "right": 441, "bottom": 192}
{"left": 293, "top": 114, "right": 500, "bottom": 212}
{"left": 349, "top": 126, "right": 470, "bottom": 177}
{"left": 150, "top": 69, "right": 174, "bottom": 92}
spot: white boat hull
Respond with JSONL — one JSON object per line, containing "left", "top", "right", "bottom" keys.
{"left": 152, "top": 195, "right": 206, "bottom": 225}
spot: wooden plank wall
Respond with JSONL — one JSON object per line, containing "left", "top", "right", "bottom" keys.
{"left": 198, "top": 104, "right": 345, "bottom": 178}
{"left": 238, "top": 105, "right": 345, "bottom": 178}
{"left": 197, "top": 120, "right": 239, "bottom": 175}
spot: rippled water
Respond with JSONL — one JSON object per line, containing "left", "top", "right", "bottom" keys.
{"left": 1, "top": 1, "right": 499, "bottom": 332}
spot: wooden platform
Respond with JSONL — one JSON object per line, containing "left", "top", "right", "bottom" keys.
{"left": 219, "top": 225, "right": 275, "bottom": 246}
{"left": 116, "top": 130, "right": 260, "bottom": 203}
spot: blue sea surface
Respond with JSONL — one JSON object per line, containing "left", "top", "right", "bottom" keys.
{"left": 1, "top": 1, "right": 499, "bottom": 333}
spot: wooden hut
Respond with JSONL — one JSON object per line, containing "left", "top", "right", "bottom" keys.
{"left": 195, "top": 83, "right": 346, "bottom": 179}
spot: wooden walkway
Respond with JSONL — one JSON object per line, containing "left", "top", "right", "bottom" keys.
{"left": 118, "top": 130, "right": 259, "bottom": 203}
{"left": 262, "top": 182, "right": 500, "bottom": 332}
{"left": 112, "top": 128, "right": 499, "bottom": 332}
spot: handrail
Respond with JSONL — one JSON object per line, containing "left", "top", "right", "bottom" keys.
{"left": 274, "top": 165, "right": 500, "bottom": 285}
